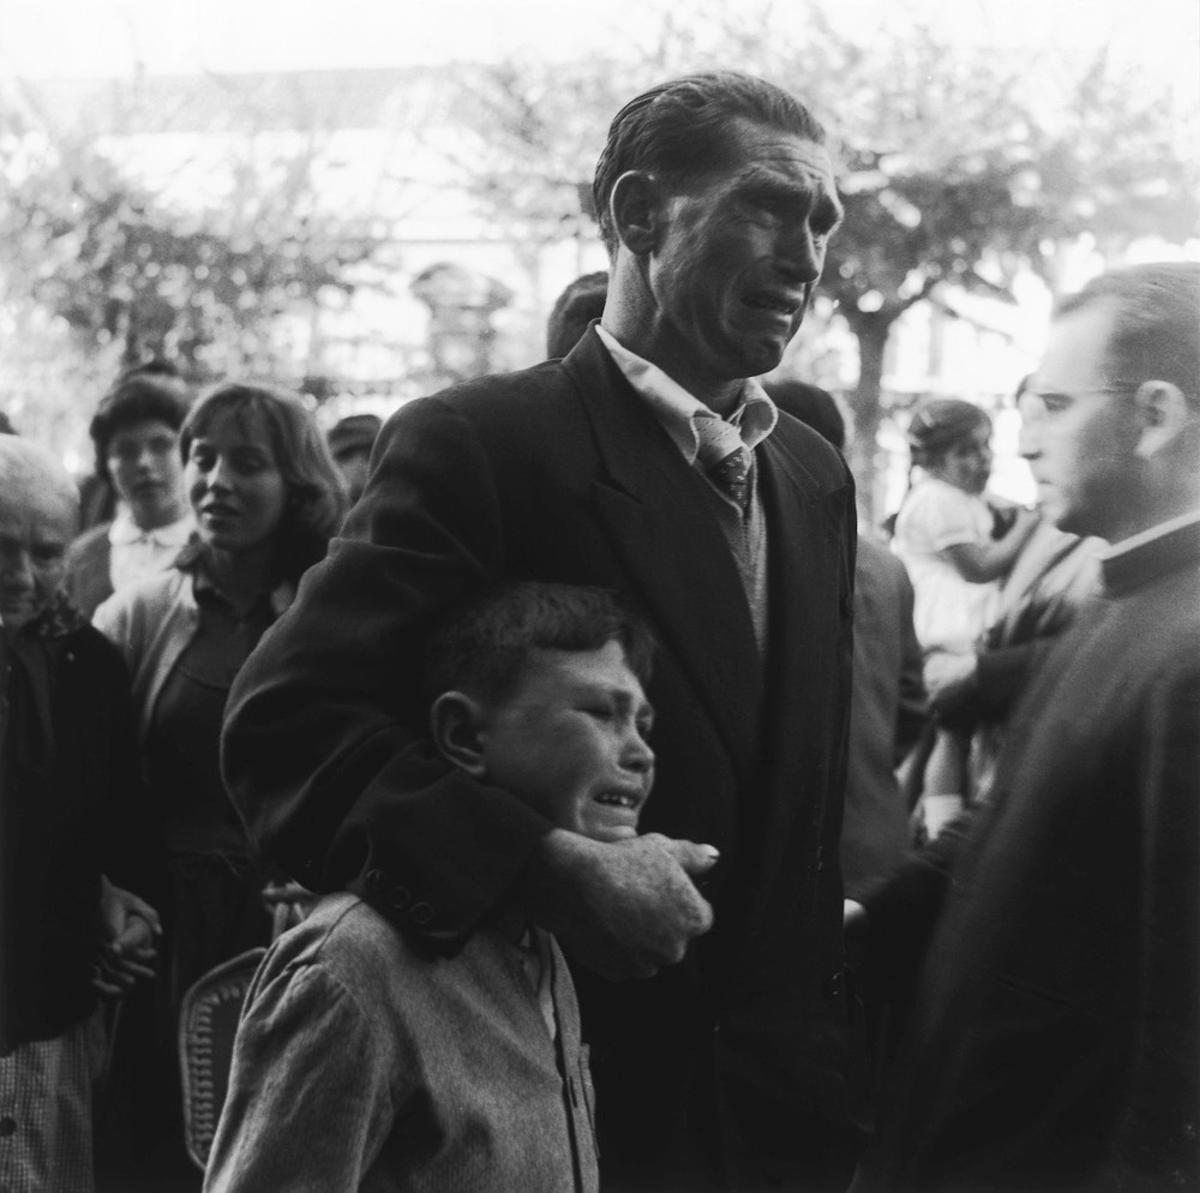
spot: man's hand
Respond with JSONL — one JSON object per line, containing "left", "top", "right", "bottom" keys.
{"left": 94, "top": 875, "right": 162, "bottom": 998}
{"left": 523, "top": 830, "right": 718, "bottom": 981}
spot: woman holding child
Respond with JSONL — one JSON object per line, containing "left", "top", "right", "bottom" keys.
{"left": 890, "top": 398, "right": 1039, "bottom": 832}
{"left": 95, "top": 382, "right": 346, "bottom": 1013}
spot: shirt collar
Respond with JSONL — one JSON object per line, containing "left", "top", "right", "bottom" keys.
{"left": 109, "top": 507, "right": 195, "bottom": 547}
{"left": 1098, "top": 507, "right": 1200, "bottom": 562}
{"left": 595, "top": 324, "right": 778, "bottom": 464}
{"left": 178, "top": 540, "right": 295, "bottom": 618}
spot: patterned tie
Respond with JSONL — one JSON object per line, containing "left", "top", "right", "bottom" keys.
{"left": 695, "top": 416, "right": 752, "bottom": 511}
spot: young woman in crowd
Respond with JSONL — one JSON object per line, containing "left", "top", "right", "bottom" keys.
{"left": 890, "top": 398, "right": 1039, "bottom": 833}
{"left": 94, "top": 381, "right": 345, "bottom": 1173}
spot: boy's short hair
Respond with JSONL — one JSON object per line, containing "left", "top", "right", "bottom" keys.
{"left": 424, "top": 582, "right": 655, "bottom": 706}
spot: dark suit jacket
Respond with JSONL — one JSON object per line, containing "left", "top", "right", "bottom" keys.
{"left": 223, "top": 329, "right": 858, "bottom": 1186}
{"left": 859, "top": 520, "right": 1200, "bottom": 1192}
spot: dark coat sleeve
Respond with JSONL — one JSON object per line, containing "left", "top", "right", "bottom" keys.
{"left": 858, "top": 809, "right": 973, "bottom": 997}
{"left": 893, "top": 564, "right": 928, "bottom": 764}
{"left": 221, "top": 394, "right": 551, "bottom": 952}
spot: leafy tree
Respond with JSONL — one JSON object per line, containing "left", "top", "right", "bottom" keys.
{"left": 1, "top": 137, "right": 374, "bottom": 379}
{"left": 0, "top": 67, "right": 405, "bottom": 451}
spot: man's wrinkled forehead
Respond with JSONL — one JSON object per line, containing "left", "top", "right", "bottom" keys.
{"left": 700, "top": 117, "right": 836, "bottom": 186}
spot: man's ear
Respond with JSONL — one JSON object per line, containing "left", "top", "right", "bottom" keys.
{"left": 609, "top": 170, "right": 664, "bottom": 256}
{"left": 429, "top": 691, "right": 488, "bottom": 779}
{"left": 1133, "top": 380, "right": 1193, "bottom": 459}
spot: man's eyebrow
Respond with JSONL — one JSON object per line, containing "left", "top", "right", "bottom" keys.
{"left": 739, "top": 168, "right": 843, "bottom": 224}
{"left": 570, "top": 682, "right": 648, "bottom": 712}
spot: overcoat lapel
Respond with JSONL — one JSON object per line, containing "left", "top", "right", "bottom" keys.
{"left": 562, "top": 331, "right": 762, "bottom": 786}
{"left": 752, "top": 430, "right": 853, "bottom": 898}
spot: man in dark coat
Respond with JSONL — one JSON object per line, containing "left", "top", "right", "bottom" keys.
{"left": 853, "top": 262, "right": 1200, "bottom": 1191}
{"left": 224, "top": 72, "right": 855, "bottom": 1190}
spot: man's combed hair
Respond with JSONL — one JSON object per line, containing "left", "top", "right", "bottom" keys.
{"left": 592, "top": 72, "right": 828, "bottom": 256}
{"left": 1056, "top": 262, "right": 1200, "bottom": 407}
{"left": 424, "top": 582, "right": 655, "bottom": 705}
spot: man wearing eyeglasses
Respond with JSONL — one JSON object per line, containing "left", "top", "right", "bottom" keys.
{"left": 852, "top": 262, "right": 1200, "bottom": 1192}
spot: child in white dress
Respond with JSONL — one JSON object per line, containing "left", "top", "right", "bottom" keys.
{"left": 892, "top": 399, "right": 1039, "bottom": 833}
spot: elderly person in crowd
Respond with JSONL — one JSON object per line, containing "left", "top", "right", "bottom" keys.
{"left": 65, "top": 362, "right": 193, "bottom": 618}
{"left": 0, "top": 436, "right": 160, "bottom": 1193}
{"left": 225, "top": 72, "right": 857, "bottom": 1191}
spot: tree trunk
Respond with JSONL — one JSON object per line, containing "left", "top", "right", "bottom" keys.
{"left": 845, "top": 313, "right": 893, "bottom": 528}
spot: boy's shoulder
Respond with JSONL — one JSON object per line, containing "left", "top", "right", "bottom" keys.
{"left": 261, "top": 892, "right": 542, "bottom": 1017}
{"left": 271, "top": 892, "right": 405, "bottom": 970}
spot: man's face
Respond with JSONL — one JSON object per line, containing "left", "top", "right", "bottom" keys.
{"left": 477, "top": 640, "right": 655, "bottom": 843}
{"left": 642, "top": 119, "right": 841, "bottom": 400}
{"left": 1022, "top": 300, "right": 1143, "bottom": 539}
{"left": 0, "top": 487, "right": 75, "bottom": 630}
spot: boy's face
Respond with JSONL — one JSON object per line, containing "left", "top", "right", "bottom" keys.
{"left": 478, "top": 640, "right": 655, "bottom": 842}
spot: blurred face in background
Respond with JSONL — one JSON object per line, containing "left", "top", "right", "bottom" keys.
{"left": 186, "top": 407, "right": 289, "bottom": 557}
{"left": 332, "top": 447, "right": 371, "bottom": 505}
{"left": 928, "top": 423, "right": 993, "bottom": 496}
{"left": 107, "top": 419, "right": 187, "bottom": 530}
{"left": 0, "top": 484, "right": 75, "bottom": 630}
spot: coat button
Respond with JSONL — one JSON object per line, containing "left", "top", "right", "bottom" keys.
{"left": 823, "top": 970, "right": 844, "bottom": 1000}
{"left": 387, "top": 885, "right": 411, "bottom": 913}
{"left": 364, "top": 868, "right": 385, "bottom": 896}
{"left": 0, "top": 1117, "right": 15, "bottom": 1136}
{"left": 410, "top": 902, "right": 434, "bottom": 926}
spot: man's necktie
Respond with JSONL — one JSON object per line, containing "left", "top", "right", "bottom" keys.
{"left": 695, "top": 417, "right": 752, "bottom": 511}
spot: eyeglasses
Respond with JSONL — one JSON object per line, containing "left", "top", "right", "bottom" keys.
{"left": 1019, "top": 385, "right": 1138, "bottom": 419}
